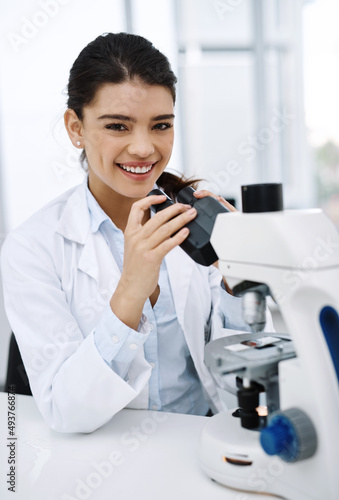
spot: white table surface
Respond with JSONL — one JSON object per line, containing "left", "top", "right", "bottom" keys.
{"left": 0, "top": 392, "right": 271, "bottom": 500}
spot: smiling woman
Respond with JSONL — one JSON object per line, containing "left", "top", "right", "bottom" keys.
{"left": 66, "top": 33, "right": 193, "bottom": 189}
{"left": 0, "top": 32, "right": 268, "bottom": 433}
{"left": 65, "top": 33, "right": 199, "bottom": 211}
{"left": 65, "top": 81, "right": 175, "bottom": 224}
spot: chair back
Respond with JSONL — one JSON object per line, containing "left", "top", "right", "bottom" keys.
{"left": 5, "top": 333, "right": 32, "bottom": 396}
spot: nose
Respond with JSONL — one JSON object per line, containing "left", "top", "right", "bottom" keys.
{"left": 127, "top": 130, "right": 155, "bottom": 158}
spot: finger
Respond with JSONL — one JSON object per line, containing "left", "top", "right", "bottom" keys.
{"left": 127, "top": 194, "right": 167, "bottom": 229}
{"left": 216, "top": 196, "right": 237, "bottom": 212}
{"left": 152, "top": 226, "right": 190, "bottom": 260}
{"left": 193, "top": 189, "right": 216, "bottom": 199}
{"left": 142, "top": 202, "right": 193, "bottom": 238}
{"left": 146, "top": 206, "right": 197, "bottom": 247}
{"left": 194, "top": 190, "right": 237, "bottom": 212}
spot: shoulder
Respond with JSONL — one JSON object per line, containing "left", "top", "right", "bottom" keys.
{"left": 1, "top": 182, "right": 87, "bottom": 259}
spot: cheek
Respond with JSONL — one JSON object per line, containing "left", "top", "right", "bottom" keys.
{"left": 160, "top": 133, "right": 174, "bottom": 157}
{"left": 83, "top": 130, "right": 103, "bottom": 159}
{"left": 85, "top": 132, "right": 121, "bottom": 161}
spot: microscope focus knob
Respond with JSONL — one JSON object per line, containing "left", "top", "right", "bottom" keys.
{"left": 260, "top": 408, "right": 317, "bottom": 463}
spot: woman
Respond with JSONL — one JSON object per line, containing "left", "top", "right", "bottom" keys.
{"left": 1, "top": 32, "right": 273, "bottom": 433}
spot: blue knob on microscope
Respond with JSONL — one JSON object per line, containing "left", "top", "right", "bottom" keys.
{"left": 260, "top": 417, "right": 295, "bottom": 457}
{"left": 260, "top": 408, "right": 317, "bottom": 463}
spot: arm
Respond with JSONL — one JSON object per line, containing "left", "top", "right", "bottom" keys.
{"left": 0, "top": 197, "right": 197, "bottom": 433}
{"left": 1, "top": 231, "right": 151, "bottom": 433}
{"left": 109, "top": 195, "right": 196, "bottom": 329}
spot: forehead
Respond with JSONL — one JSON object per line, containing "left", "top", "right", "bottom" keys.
{"left": 86, "top": 81, "right": 174, "bottom": 117}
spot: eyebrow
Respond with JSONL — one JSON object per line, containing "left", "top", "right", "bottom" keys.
{"left": 97, "top": 113, "right": 175, "bottom": 122}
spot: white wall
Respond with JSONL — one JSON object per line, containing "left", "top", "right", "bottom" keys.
{"left": 0, "top": 0, "right": 330, "bottom": 387}
{"left": 0, "top": 0, "right": 126, "bottom": 231}
{"left": 130, "top": 0, "right": 183, "bottom": 175}
{"left": 0, "top": 0, "right": 181, "bottom": 386}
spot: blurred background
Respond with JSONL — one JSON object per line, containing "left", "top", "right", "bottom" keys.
{"left": 0, "top": 0, "right": 338, "bottom": 388}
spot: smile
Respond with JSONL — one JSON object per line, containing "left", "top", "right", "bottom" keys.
{"left": 118, "top": 163, "right": 156, "bottom": 174}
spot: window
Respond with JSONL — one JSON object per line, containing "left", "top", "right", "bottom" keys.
{"left": 176, "top": 0, "right": 311, "bottom": 210}
{"left": 303, "top": 0, "right": 339, "bottom": 229}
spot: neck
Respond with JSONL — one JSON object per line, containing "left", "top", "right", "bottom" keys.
{"left": 87, "top": 175, "right": 149, "bottom": 232}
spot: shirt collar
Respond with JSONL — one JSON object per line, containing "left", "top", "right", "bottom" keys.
{"left": 85, "top": 181, "right": 159, "bottom": 233}
{"left": 85, "top": 184, "right": 120, "bottom": 234}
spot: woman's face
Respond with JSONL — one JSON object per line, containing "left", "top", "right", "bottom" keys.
{"left": 80, "top": 81, "right": 174, "bottom": 200}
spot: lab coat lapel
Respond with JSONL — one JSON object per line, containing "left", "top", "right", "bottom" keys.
{"left": 77, "top": 231, "right": 121, "bottom": 292}
{"left": 56, "top": 180, "right": 121, "bottom": 291}
{"left": 165, "top": 246, "right": 195, "bottom": 331}
{"left": 56, "top": 181, "right": 89, "bottom": 245}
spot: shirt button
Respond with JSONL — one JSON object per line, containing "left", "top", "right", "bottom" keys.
{"left": 149, "top": 324, "right": 154, "bottom": 331}
{"left": 111, "top": 335, "right": 119, "bottom": 344}
{"left": 129, "top": 343, "right": 138, "bottom": 350}
{"left": 150, "top": 362, "right": 156, "bottom": 369}
{"left": 151, "top": 404, "right": 159, "bottom": 411}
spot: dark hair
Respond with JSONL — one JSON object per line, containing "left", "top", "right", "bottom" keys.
{"left": 66, "top": 32, "right": 199, "bottom": 199}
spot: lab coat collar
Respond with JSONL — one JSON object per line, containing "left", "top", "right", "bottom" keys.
{"left": 77, "top": 229, "right": 121, "bottom": 285}
{"left": 56, "top": 179, "right": 91, "bottom": 245}
{"left": 56, "top": 179, "right": 121, "bottom": 284}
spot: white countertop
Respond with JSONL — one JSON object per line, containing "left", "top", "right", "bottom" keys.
{"left": 0, "top": 392, "right": 271, "bottom": 500}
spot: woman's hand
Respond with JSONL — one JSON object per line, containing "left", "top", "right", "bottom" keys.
{"left": 193, "top": 189, "right": 236, "bottom": 294}
{"left": 193, "top": 189, "right": 237, "bottom": 212}
{"left": 110, "top": 195, "right": 197, "bottom": 330}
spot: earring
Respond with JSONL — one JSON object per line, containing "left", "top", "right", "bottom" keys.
{"left": 76, "top": 141, "right": 81, "bottom": 147}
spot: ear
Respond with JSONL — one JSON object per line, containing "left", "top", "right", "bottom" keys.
{"left": 64, "top": 108, "right": 83, "bottom": 148}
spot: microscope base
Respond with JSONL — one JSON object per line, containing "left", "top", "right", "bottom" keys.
{"left": 198, "top": 410, "right": 318, "bottom": 500}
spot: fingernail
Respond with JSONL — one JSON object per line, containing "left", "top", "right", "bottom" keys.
{"left": 188, "top": 207, "right": 196, "bottom": 214}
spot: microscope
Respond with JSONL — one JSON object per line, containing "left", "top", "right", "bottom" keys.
{"left": 197, "top": 183, "right": 339, "bottom": 499}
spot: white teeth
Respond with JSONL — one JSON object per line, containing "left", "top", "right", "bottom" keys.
{"left": 119, "top": 164, "right": 153, "bottom": 174}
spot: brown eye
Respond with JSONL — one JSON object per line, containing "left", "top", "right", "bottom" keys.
{"left": 105, "top": 123, "right": 127, "bottom": 131}
{"left": 153, "top": 123, "right": 173, "bottom": 130}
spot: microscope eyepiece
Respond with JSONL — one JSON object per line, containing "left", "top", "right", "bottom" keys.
{"left": 147, "top": 186, "right": 229, "bottom": 266}
{"left": 241, "top": 183, "right": 283, "bottom": 213}
{"left": 176, "top": 186, "right": 196, "bottom": 205}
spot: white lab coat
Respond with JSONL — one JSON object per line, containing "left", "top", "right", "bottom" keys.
{"left": 1, "top": 180, "right": 273, "bottom": 433}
